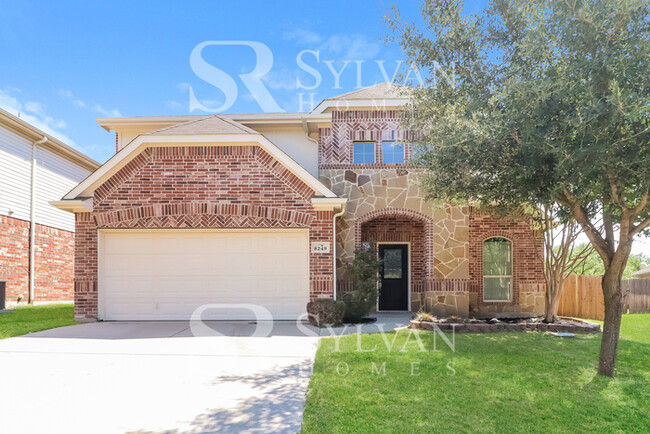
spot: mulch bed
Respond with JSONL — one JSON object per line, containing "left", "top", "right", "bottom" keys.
{"left": 410, "top": 316, "right": 601, "bottom": 333}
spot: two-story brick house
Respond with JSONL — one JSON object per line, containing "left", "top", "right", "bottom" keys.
{"left": 53, "top": 83, "right": 545, "bottom": 322}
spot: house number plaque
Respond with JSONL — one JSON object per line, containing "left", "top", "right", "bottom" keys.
{"left": 311, "top": 242, "right": 331, "bottom": 253}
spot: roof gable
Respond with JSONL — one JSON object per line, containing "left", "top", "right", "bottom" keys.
{"left": 56, "top": 131, "right": 339, "bottom": 203}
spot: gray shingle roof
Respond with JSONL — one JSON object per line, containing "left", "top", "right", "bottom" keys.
{"left": 145, "top": 114, "right": 257, "bottom": 135}
{"left": 330, "top": 82, "right": 411, "bottom": 100}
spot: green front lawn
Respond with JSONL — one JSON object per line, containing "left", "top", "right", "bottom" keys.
{"left": 0, "top": 304, "right": 76, "bottom": 339}
{"left": 302, "top": 314, "right": 650, "bottom": 433}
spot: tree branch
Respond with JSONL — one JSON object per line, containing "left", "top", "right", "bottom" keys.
{"left": 559, "top": 189, "right": 613, "bottom": 263}
{"left": 630, "top": 215, "right": 650, "bottom": 238}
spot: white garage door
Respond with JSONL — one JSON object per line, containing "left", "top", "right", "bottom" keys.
{"left": 99, "top": 230, "right": 309, "bottom": 320}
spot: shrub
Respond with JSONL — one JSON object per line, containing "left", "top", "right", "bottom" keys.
{"left": 415, "top": 311, "right": 435, "bottom": 322}
{"left": 306, "top": 299, "right": 345, "bottom": 327}
{"left": 341, "top": 247, "right": 382, "bottom": 323}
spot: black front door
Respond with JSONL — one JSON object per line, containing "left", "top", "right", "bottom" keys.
{"left": 378, "top": 244, "right": 408, "bottom": 310}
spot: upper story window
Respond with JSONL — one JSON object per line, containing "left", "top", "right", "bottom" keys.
{"left": 382, "top": 141, "right": 405, "bottom": 164}
{"left": 353, "top": 141, "right": 375, "bottom": 164}
{"left": 483, "top": 237, "right": 512, "bottom": 302}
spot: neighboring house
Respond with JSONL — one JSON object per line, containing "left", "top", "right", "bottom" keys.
{"left": 53, "top": 83, "right": 545, "bottom": 322}
{"left": 631, "top": 265, "right": 650, "bottom": 279}
{"left": 0, "top": 108, "right": 100, "bottom": 307}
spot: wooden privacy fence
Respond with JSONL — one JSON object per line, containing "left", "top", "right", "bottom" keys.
{"left": 558, "top": 275, "right": 605, "bottom": 321}
{"left": 557, "top": 275, "right": 650, "bottom": 320}
{"left": 625, "top": 278, "right": 650, "bottom": 314}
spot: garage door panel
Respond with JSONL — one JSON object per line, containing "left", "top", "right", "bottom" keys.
{"left": 100, "top": 230, "right": 309, "bottom": 320}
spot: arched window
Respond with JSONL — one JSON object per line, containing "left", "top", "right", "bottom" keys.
{"left": 483, "top": 237, "right": 512, "bottom": 301}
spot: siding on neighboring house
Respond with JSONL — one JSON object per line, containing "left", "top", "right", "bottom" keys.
{"left": 0, "top": 117, "right": 97, "bottom": 305}
{"left": 0, "top": 125, "right": 91, "bottom": 232}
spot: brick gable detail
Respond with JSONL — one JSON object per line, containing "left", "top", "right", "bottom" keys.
{"left": 74, "top": 145, "right": 334, "bottom": 320}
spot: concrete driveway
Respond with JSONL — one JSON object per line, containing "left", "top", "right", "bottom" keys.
{"left": 0, "top": 321, "right": 321, "bottom": 434}
{"left": 0, "top": 313, "right": 411, "bottom": 433}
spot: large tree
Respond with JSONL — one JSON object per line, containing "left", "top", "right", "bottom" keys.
{"left": 387, "top": 0, "right": 650, "bottom": 376}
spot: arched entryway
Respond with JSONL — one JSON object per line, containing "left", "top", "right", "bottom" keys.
{"left": 355, "top": 208, "right": 434, "bottom": 311}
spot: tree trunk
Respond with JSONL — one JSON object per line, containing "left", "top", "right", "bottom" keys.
{"left": 544, "top": 278, "right": 564, "bottom": 323}
{"left": 598, "top": 270, "right": 624, "bottom": 377}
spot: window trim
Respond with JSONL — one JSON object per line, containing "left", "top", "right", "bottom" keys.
{"left": 381, "top": 140, "right": 405, "bottom": 164}
{"left": 352, "top": 141, "right": 376, "bottom": 165}
{"left": 482, "top": 237, "right": 513, "bottom": 302}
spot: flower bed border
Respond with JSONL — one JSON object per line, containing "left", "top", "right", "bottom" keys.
{"left": 409, "top": 317, "right": 601, "bottom": 333}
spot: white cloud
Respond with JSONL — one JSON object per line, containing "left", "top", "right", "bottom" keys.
{"left": 58, "top": 88, "right": 122, "bottom": 117}
{"left": 320, "top": 34, "right": 381, "bottom": 60}
{"left": 283, "top": 28, "right": 324, "bottom": 45}
{"left": 0, "top": 88, "right": 77, "bottom": 147}
{"left": 284, "top": 27, "right": 381, "bottom": 60}
{"left": 176, "top": 82, "right": 190, "bottom": 92}
{"left": 165, "top": 100, "right": 183, "bottom": 110}
{"left": 262, "top": 66, "right": 299, "bottom": 91}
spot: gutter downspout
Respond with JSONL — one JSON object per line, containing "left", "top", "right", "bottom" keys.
{"left": 332, "top": 204, "right": 346, "bottom": 301}
{"left": 29, "top": 136, "right": 47, "bottom": 304}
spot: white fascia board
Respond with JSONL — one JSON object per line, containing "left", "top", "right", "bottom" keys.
{"left": 64, "top": 133, "right": 338, "bottom": 199}
{"left": 49, "top": 198, "right": 93, "bottom": 213}
{"left": 311, "top": 98, "right": 408, "bottom": 114}
{"left": 311, "top": 197, "right": 347, "bottom": 211}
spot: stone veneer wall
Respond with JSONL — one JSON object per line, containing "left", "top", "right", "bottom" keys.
{"left": 322, "top": 168, "right": 470, "bottom": 280}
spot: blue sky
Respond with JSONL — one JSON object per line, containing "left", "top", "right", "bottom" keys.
{"left": 0, "top": 0, "right": 442, "bottom": 163}
{"left": 1, "top": 1, "right": 648, "bottom": 255}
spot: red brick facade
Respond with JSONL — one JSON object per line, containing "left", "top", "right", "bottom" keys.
{"left": 0, "top": 215, "right": 74, "bottom": 304}
{"left": 73, "top": 145, "right": 334, "bottom": 320}
{"left": 468, "top": 210, "right": 545, "bottom": 312}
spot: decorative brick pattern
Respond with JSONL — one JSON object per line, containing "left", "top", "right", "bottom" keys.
{"left": 73, "top": 144, "right": 334, "bottom": 320}
{"left": 319, "top": 110, "right": 415, "bottom": 167}
{"left": 0, "top": 215, "right": 74, "bottom": 304}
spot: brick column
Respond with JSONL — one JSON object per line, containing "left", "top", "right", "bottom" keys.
{"left": 74, "top": 212, "right": 98, "bottom": 321}
{"left": 309, "top": 210, "right": 334, "bottom": 299}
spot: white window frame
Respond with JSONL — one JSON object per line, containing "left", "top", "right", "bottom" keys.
{"left": 482, "top": 237, "right": 513, "bottom": 302}
{"left": 353, "top": 141, "right": 376, "bottom": 164}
